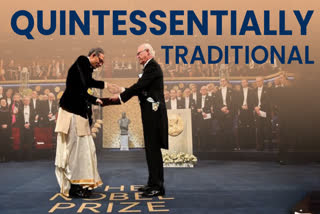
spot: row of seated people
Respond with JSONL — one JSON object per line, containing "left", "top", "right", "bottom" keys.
{"left": 161, "top": 60, "right": 280, "bottom": 78}
{"left": 164, "top": 74, "right": 294, "bottom": 158}
{"left": 0, "top": 59, "right": 68, "bottom": 81}
{"left": 0, "top": 57, "right": 279, "bottom": 81}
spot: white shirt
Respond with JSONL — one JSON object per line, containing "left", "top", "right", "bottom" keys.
{"left": 258, "top": 87, "right": 263, "bottom": 107}
{"left": 185, "top": 97, "right": 190, "bottom": 109}
{"left": 192, "top": 92, "right": 197, "bottom": 102}
{"left": 24, "top": 105, "right": 30, "bottom": 124}
{"left": 33, "top": 99, "right": 37, "bottom": 109}
{"left": 242, "top": 87, "right": 248, "bottom": 106}
{"left": 201, "top": 95, "right": 206, "bottom": 109}
{"left": 170, "top": 99, "right": 177, "bottom": 110}
{"left": 49, "top": 100, "right": 52, "bottom": 113}
{"left": 221, "top": 87, "right": 227, "bottom": 106}
{"left": 7, "top": 98, "right": 11, "bottom": 106}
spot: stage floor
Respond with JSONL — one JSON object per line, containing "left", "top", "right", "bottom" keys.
{"left": 0, "top": 150, "right": 319, "bottom": 214}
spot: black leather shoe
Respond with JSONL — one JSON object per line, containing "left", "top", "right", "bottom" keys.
{"left": 141, "top": 187, "right": 165, "bottom": 197}
{"left": 278, "top": 160, "right": 287, "bottom": 165}
{"left": 138, "top": 185, "right": 151, "bottom": 192}
{"left": 69, "top": 185, "right": 91, "bottom": 198}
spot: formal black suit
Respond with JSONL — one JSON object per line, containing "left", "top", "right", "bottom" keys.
{"left": 38, "top": 100, "right": 58, "bottom": 128}
{"left": 272, "top": 85, "right": 293, "bottom": 161}
{"left": 166, "top": 98, "right": 184, "bottom": 109}
{"left": 30, "top": 98, "right": 40, "bottom": 116}
{"left": 196, "top": 95, "right": 213, "bottom": 150}
{"left": 17, "top": 104, "right": 36, "bottom": 160}
{"left": 59, "top": 56, "right": 105, "bottom": 125}
{"left": 183, "top": 96, "right": 196, "bottom": 110}
{"left": 120, "top": 58, "right": 168, "bottom": 189}
{"left": 0, "top": 107, "right": 11, "bottom": 161}
{"left": 191, "top": 92, "right": 200, "bottom": 106}
{"left": 253, "top": 86, "right": 272, "bottom": 151}
{"left": 183, "top": 95, "right": 198, "bottom": 149}
{"left": 215, "top": 87, "right": 235, "bottom": 150}
{"left": 237, "top": 87, "right": 255, "bottom": 149}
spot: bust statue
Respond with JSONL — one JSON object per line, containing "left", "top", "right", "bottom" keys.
{"left": 118, "top": 112, "right": 130, "bottom": 135}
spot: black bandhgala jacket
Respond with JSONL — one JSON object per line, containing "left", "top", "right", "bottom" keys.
{"left": 59, "top": 56, "right": 105, "bottom": 125}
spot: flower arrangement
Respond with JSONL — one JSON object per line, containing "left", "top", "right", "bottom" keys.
{"left": 162, "top": 152, "right": 197, "bottom": 167}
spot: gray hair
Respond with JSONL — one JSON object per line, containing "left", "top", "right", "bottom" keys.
{"left": 88, "top": 48, "right": 104, "bottom": 57}
{"left": 142, "top": 43, "right": 155, "bottom": 57}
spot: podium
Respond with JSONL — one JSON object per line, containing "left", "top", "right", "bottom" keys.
{"left": 162, "top": 109, "right": 194, "bottom": 167}
{"left": 166, "top": 109, "right": 193, "bottom": 154}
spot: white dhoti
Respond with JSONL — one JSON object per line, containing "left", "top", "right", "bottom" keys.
{"left": 55, "top": 108, "right": 102, "bottom": 197}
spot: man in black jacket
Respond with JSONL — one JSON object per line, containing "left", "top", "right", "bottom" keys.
{"left": 18, "top": 96, "right": 36, "bottom": 161}
{"left": 109, "top": 43, "right": 168, "bottom": 197}
{"left": 253, "top": 76, "right": 272, "bottom": 151}
{"left": 216, "top": 78, "right": 235, "bottom": 150}
{"left": 237, "top": 79, "right": 255, "bottom": 149}
{"left": 55, "top": 48, "right": 119, "bottom": 198}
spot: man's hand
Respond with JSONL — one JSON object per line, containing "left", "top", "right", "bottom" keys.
{"left": 242, "top": 105, "right": 248, "bottom": 110}
{"left": 197, "top": 109, "right": 202, "bottom": 113}
{"left": 254, "top": 106, "right": 260, "bottom": 116}
{"left": 107, "top": 83, "right": 123, "bottom": 94}
{"left": 48, "top": 113, "right": 53, "bottom": 119}
{"left": 1, "top": 124, "right": 7, "bottom": 129}
{"left": 24, "top": 123, "right": 30, "bottom": 129}
{"left": 96, "top": 98, "right": 103, "bottom": 105}
{"left": 221, "top": 106, "right": 228, "bottom": 113}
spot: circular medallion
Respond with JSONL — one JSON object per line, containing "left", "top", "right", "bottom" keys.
{"left": 168, "top": 114, "right": 184, "bottom": 137}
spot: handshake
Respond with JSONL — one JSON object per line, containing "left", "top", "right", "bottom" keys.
{"left": 96, "top": 82, "right": 124, "bottom": 106}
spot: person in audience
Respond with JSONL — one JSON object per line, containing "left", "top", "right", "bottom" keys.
{"left": 0, "top": 98, "right": 11, "bottom": 162}
{"left": 17, "top": 96, "right": 36, "bottom": 161}
{"left": 190, "top": 84, "right": 200, "bottom": 104}
{"left": 39, "top": 92, "right": 58, "bottom": 128}
{"left": 177, "top": 89, "right": 184, "bottom": 102}
{"left": 216, "top": 78, "right": 235, "bottom": 150}
{"left": 31, "top": 91, "right": 40, "bottom": 121}
{"left": 10, "top": 93, "right": 22, "bottom": 128}
{"left": 237, "top": 79, "right": 255, "bottom": 149}
{"left": 253, "top": 76, "right": 272, "bottom": 151}
{"left": 5, "top": 88, "right": 13, "bottom": 106}
{"left": 167, "top": 89, "right": 183, "bottom": 110}
{"left": 196, "top": 86, "right": 213, "bottom": 151}
{"left": 164, "top": 90, "right": 170, "bottom": 107}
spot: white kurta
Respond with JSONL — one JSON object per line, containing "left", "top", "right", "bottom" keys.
{"left": 55, "top": 108, "right": 102, "bottom": 197}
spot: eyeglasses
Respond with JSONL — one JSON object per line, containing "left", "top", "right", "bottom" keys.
{"left": 97, "top": 55, "right": 104, "bottom": 65}
{"left": 136, "top": 49, "right": 147, "bottom": 56}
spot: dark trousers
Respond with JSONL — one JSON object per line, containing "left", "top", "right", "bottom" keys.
{"left": 238, "top": 110, "right": 255, "bottom": 149}
{"left": 198, "top": 119, "right": 211, "bottom": 151}
{"left": 255, "top": 116, "right": 272, "bottom": 151}
{"left": 278, "top": 117, "right": 291, "bottom": 160}
{"left": 218, "top": 113, "right": 234, "bottom": 150}
{"left": 145, "top": 142, "right": 164, "bottom": 188}
{"left": 0, "top": 128, "right": 11, "bottom": 161}
{"left": 20, "top": 127, "right": 34, "bottom": 160}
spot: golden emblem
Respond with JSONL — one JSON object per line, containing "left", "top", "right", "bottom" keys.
{"left": 168, "top": 114, "right": 184, "bottom": 137}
